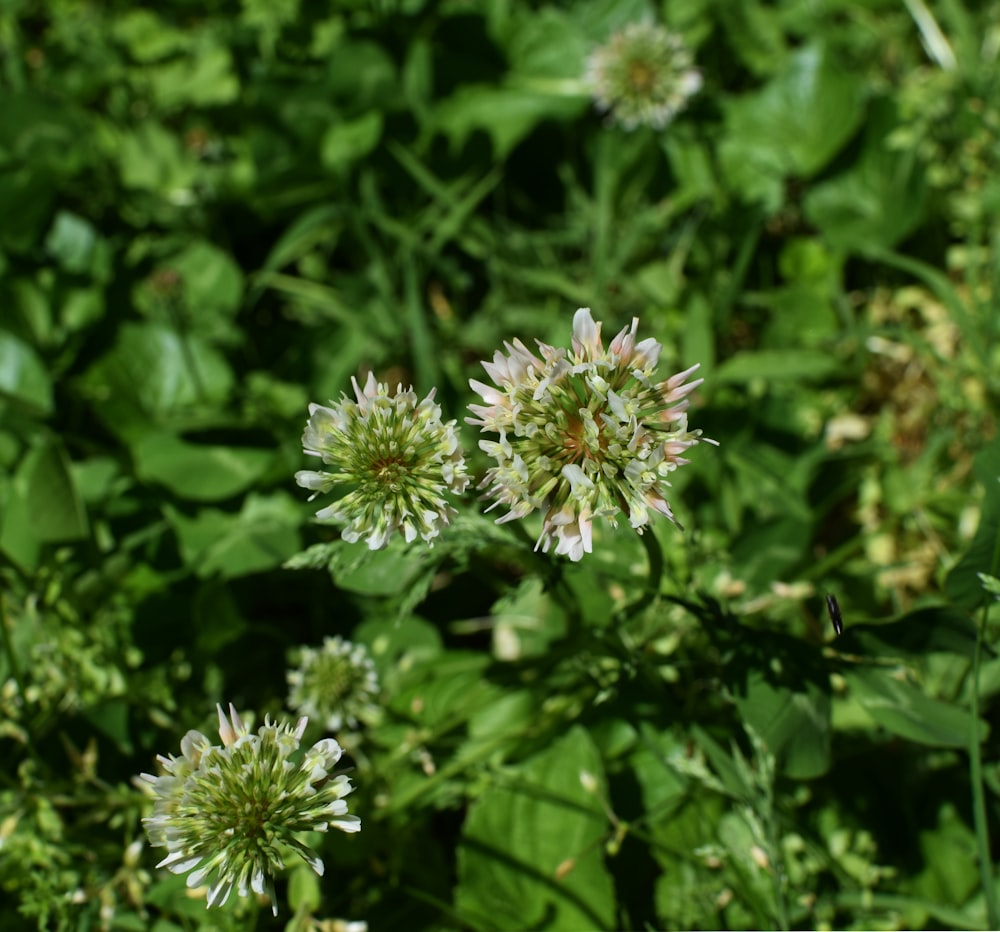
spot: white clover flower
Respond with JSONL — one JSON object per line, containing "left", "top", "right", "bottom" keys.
{"left": 138, "top": 704, "right": 360, "bottom": 916}
{"left": 468, "top": 308, "right": 712, "bottom": 561}
{"left": 296, "top": 372, "right": 469, "bottom": 550}
{"left": 287, "top": 636, "right": 380, "bottom": 732}
{"left": 586, "top": 21, "right": 702, "bottom": 131}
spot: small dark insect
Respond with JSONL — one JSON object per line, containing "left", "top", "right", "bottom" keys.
{"left": 825, "top": 593, "right": 843, "bottom": 636}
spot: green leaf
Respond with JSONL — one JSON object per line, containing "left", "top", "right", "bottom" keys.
{"left": 719, "top": 43, "right": 866, "bottom": 209}
{"left": 169, "top": 240, "right": 244, "bottom": 319}
{"left": 79, "top": 322, "right": 234, "bottom": 438}
{"left": 845, "top": 665, "right": 988, "bottom": 748}
{"left": 320, "top": 112, "right": 384, "bottom": 172}
{"left": 0, "top": 330, "right": 52, "bottom": 414}
{"left": 118, "top": 121, "right": 198, "bottom": 195}
{"left": 715, "top": 349, "right": 842, "bottom": 384}
{"left": 324, "top": 538, "right": 430, "bottom": 598}
{"left": 456, "top": 727, "right": 616, "bottom": 931}
{"left": 165, "top": 492, "right": 303, "bottom": 579}
{"left": 148, "top": 43, "right": 240, "bottom": 111}
{"left": 503, "top": 8, "right": 588, "bottom": 79}
{"left": 433, "top": 84, "right": 587, "bottom": 159}
{"left": 44, "top": 211, "right": 102, "bottom": 276}
{"left": 0, "top": 435, "right": 89, "bottom": 569}
{"left": 735, "top": 670, "right": 831, "bottom": 779}
{"left": 805, "top": 98, "right": 927, "bottom": 250}
{"left": 133, "top": 432, "right": 274, "bottom": 501}
{"left": 112, "top": 9, "right": 188, "bottom": 62}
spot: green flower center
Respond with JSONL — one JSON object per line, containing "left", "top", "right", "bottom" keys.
{"left": 628, "top": 60, "right": 656, "bottom": 93}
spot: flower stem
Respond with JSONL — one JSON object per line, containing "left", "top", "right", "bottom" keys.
{"left": 620, "top": 528, "right": 665, "bottom": 621}
{"left": 970, "top": 594, "right": 999, "bottom": 929}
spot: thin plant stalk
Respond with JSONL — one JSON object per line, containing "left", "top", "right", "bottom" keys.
{"left": 970, "top": 595, "right": 999, "bottom": 929}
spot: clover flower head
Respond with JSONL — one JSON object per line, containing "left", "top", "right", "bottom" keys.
{"left": 287, "top": 636, "right": 380, "bottom": 732}
{"left": 585, "top": 20, "right": 702, "bottom": 131}
{"left": 468, "top": 308, "right": 712, "bottom": 561}
{"left": 138, "top": 703, "right": 360, "bottom": 916}
{"left": 296, "top": 372, "right": 470, "bottom": 550}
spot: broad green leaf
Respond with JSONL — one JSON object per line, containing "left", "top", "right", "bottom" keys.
{"left": 321, "top": 112, "right": 383, "bottom": 172}
{"left": 353, "top": 615, "right": 443, "bottom": 672}
{"left": 487, "top": 577, "right": 567, "bottom": 660}
{"left": 805, "top": 98, "right": 927, "bottom": 250}
{"left": 324, "top": 538, "right": 430, "bottom": 598}
{"left": 912, "top": 804, "right": 982, "bottom": 908}
{"left": 845, "top": 665, "right": 988, "bottom": 748}
{"left": 715, "top": 349, "right": 841, "bottom": 384}
{"left": 0, "top": 330, "right": 52, "bottom": 414}
{"left": 736, "top": 671, "right": 830, "bottom": 779}
{"left": 719, "top": 43, "right": 866, "bottom": 209}
{"left": 44, "top": 211, "right": 101, "bottom": 276}
{"left": 118, "top": 121, "right": 199, "bottom": 195}
{"left": 112, "top": 9, "right": 188, "bottom": 61}
{"left": 456, "top": 727, "right": 616, "bottom": 931}
{"left": 165, "top": 492, "right": 302, "bottom": 579}
{"left": 433, "top": 84, "right": 587, "bottom": 159}
{"left": 168, "top": 240, "right": 244, "bottom": 319}
{"left": 503, "top": 8, "right": 587, "bottom": 79}
{"left": 133, "top": 433, "right": 273, "bottom": 501}
{"left": 325, "top": 40, "right": 396, "bottom": 107}
{"left": 80, "top": 322, "right": 234, "bottom": 437}
{"left": 0, "top": 435, "right": 89, "bottom": 569}
{"left": 148, "top": 43, "right": 240, "bottom": 111}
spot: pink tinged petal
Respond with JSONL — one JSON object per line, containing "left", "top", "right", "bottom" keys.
{"left": 217, "top": 703, "right": 244, "bottom": 746}
{"left": 609, "top": 318, "right": 638, "bottom": 359}
{"left": 350, "top": 372, "right": 375, "bottom": 412}
{"left": 481, "top": 357, "right": 511, "bottom": 385}
{"left": 469, "top": 379, "right": 506, "bottom": 405}
{"left": 571, "top": 307, "right": 602, "bottom": 358}
{"left": 664, "top": 363, "right": 701, "bottom": 391}
{"left": 632, "top": 336, "right": 662, "bottom": 370}
{"left": 645, "top": 492, "right": 676, "bottom": 521}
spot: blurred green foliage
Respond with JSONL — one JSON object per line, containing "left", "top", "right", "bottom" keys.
{"left": 1, "top": 0, "right": 1000, "bottom": 929}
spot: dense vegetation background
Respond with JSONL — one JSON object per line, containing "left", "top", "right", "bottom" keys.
{"left": 2, "top": 0, "right": 1000, "bottom": 929}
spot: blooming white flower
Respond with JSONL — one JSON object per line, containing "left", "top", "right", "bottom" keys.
{"left": 468, "top": 308, "right": 711, "bottom": 561}
{"left": 138, "top": 704, "right": 360, "bottom": 916}
{"left": 287, "top": 636, "right": 380, "bottom": 732}
{"left": 586, "top": 21, "right": 702, "bottom": 131}
{"left": 296, "top": 373, "right": 469, "bottom": 549}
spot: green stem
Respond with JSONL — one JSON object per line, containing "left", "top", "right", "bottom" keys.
{"left": 970, "top": 595, "right": 999, "bottom": 928}
{"left": 619, "top": 528, "right": 665, "bottom": 621}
